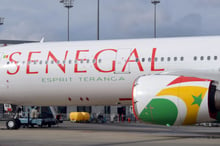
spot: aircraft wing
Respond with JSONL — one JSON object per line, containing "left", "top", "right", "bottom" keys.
{"left": 0, "top": 40, "right": 38, "bottom": 44}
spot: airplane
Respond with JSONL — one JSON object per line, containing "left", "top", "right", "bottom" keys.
{"left": 1, "top": 36, "right": 220, "bottom": 129}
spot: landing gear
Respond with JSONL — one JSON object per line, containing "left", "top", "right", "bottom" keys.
{"left": 6, "top": 119, "right": 21, "bottom": 129}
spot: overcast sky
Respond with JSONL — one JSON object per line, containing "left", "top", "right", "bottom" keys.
{"left": 0, "top": 0, "right": 220, "bottom": 41}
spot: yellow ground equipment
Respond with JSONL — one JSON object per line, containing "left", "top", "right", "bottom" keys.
{"left": 69, "top": 112, "right": 90, "bottom": 122}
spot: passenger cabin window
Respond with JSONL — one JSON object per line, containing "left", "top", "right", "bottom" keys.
{"left": 180, "top": 57, "right": 184, "bottom": 61}
{"left": 174, "top": 57, "right": 177, "bottom": 61}
{"left": 207, "top": 56, "right": 211, "bottom": 60}
{"left": 193, "top": 56, "right": 197, "bottom": 61}
{"left": 200, "top": 56, "right": 204, "bottom": 61}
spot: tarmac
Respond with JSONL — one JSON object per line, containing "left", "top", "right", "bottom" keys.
{"left": 0, "top": 121, "right": 220, "bottom": 146}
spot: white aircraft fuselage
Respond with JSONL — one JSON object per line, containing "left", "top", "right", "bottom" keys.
{"left": 0, "top": 36, "right": 220, "bottom": 106}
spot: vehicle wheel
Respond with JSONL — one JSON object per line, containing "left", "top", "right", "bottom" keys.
{"left": 39, "top": 121, "right": 45, "bottom": 128}
{"left": 48, "top": 124, "right": 51, "bottom": 128}
{"left": 38, "top": 124, "right": 43, "bottom": 128}
{"left": 6, "top": 119, "right": 20, "bottom": 129}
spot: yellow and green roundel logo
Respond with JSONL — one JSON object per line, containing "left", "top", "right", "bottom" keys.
{"left": 139, "top": 98, "right": 178, "bottom": 125}
{"left": 139, "top": 76, "right": 209, "bottom": 125}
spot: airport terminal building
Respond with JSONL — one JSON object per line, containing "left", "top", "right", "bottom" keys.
{"left": 0, "top": 104, "right": 133, "bottom": 121}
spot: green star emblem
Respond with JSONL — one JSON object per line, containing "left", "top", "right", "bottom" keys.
{"left": 191, "top": 93, "right": 202, "bottom": 107}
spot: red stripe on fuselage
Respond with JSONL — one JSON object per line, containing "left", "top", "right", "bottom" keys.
{"left": 168, "top": 76, "right": 210, "bottom": 86}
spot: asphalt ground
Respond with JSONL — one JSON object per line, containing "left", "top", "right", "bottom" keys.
{"left": 0, "top": 121, "right": 220, "bottom": 146}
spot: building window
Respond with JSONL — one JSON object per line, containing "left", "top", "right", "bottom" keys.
{"left": 77, "top": 106, "right": 91, "bottom": 113}
{"left": 104, "top": 106, "right": 111, "bottom": 114}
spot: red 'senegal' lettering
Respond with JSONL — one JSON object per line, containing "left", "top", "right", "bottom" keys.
{"left": 46, "top": 51, "right": 68, "bottom": 74}
{"left": 7, "top": 52, "right": 22, "bottom": 75}
{"left": 94, "top": 49, "right": 117, "bottom": 73}
{"left": 151, "top": 48, "right": 164, "bottom": 71}
{"left": 27, "top": 51, "right": 41, "bottom": 74}
{"left": 74, "top": 50, "right": 89, "bottom": 73}
{"left": 122, "top": 48, "right": 144, "bottom": 72}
